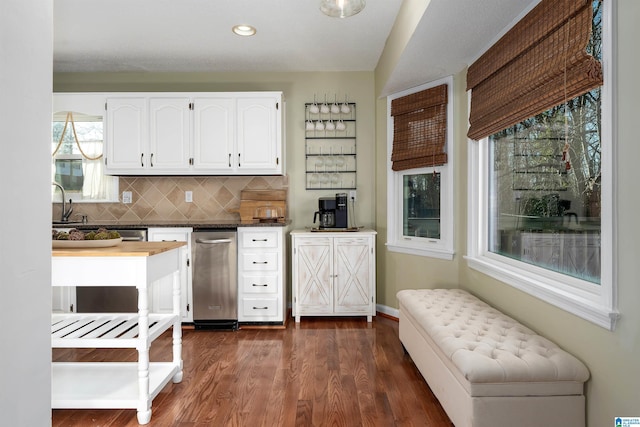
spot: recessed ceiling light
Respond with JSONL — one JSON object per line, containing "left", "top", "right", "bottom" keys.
{"left": 232, "top": 24, "right": 257, "bottom": 37}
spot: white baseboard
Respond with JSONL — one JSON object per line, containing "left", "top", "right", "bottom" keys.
{"left": 376, "top": 304, "right": 399, "bottom": 319}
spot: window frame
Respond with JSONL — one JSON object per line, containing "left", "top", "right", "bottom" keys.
{"left": 387, "top": 76, "right": 454, "bottom": 260}
{"left": 52, "top": 93, "right": 119, "bottom": 204}
{"left": 465, "top": 0, "right": 618, "bottom": 330}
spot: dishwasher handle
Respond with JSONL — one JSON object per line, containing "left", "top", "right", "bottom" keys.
{"left": 122, "top": 236, "right": 145, "bottom": 242}
{"left": 196, "top": 238, "right": 233, "bottom": 244}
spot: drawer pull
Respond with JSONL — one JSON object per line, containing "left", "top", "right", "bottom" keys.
{"left": 252, "top": 283, "right": 268, "bottom": 287}
{"left": 253, "top": 306, "right": 269, "bottom": 310}
{"left": 252, "top": 238, "right": 269, "bottom": 242}
{"left": 252, "top": 261, "right": 268, "bottom": 264}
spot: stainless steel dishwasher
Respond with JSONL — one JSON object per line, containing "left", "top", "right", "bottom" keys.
{"left": 191, "top": 229, "right": 238, "bottom": 330}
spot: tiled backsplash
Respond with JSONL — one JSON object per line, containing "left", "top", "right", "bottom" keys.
{"left": 53, "top": 175, "right": 289, "bottom": 222}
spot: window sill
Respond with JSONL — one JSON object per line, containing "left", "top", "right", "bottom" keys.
{"left": 386, "top": 242, "right": 454, "bottom": 260}
{"left": 53, "top": 198, "right": 119, "bottom": 204}
{"left": 464, "top": 254, "right": 619, "bottom": 331}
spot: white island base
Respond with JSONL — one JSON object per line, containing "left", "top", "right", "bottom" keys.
{"left": 51, "top": 241, "right": 185, "bottom": 425}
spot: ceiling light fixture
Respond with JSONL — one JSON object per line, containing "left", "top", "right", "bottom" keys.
{"left": 320, "top": 0, "right": 366, "bottom": 18}
{"left": 232, "top": 24, "right": 257, "bottom": 37}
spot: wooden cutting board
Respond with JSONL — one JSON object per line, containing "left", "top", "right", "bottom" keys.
{"left": 240, "top": 189, "right": 287, "bottom": 201}
{"left": 229, "top": 189, "right": 288, "bottom": 222}
{"left": 234, "top": 200, "right": 287, "bottom": 222}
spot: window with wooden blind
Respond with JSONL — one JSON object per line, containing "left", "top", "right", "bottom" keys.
{"left": 391, "top": 84, "right": 448, "bottom": 171}
{"left": 466, "top": 0, "right": 617, "bottom": 330}
{"left": 387, "top": 77, "right": 454, "bottom": 260}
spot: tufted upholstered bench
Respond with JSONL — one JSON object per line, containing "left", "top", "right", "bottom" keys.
{"left": 397, "top": 289, "right": 589, "bottom": 427}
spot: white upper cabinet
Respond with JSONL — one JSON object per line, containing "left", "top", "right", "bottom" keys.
{"left": 237, "top": 95, "right": 281, "bottom": 173}
{"left": 104, "top": 92, "right": 283, "bottom": 175}
{"left": 105, "top": 97, "right": 148, "bottom": 171}
{"left": 106, "top": 97, "right": 191, "bottom": 172}
{"left": 149, "top": 98, "right": 191, "bottom": 171}
{"left": 192, "top": 97, "right": 235, "bottom": 171}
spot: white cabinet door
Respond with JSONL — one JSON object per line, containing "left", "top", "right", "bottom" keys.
{"left": 236, "top": 95, "right": 282, "bottom": 174}
{"left": 192, "top": 97, "right": 235, "bottom": 172}
{"left": 334, "top": 237, "right": 373, "bottom": 314}
{"left": 52, "top": 286, "right": 76, "bottom": 313}
{"left": 149, "top": 98, "right": 191, "bottom": 171}
{"left": 105, "top": 97, "right": 147, "bottom": 172}
{"left": 293, "top": 237, "right": 333, "bottom": 314}
{"left": 148, "top": 227, "right": 193, "bottom": 322}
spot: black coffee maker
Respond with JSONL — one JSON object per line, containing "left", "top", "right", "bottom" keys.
{"left": 314, "top": 193, "right": 348, "bottom": 229}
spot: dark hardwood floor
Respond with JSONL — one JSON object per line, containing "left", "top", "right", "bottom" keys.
{"left": 52, "top": 316, "right": 453, "bottom": 427}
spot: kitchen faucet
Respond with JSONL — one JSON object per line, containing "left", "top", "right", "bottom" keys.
{"left": 52, "top": 181, "right": 73, "bottom": 222}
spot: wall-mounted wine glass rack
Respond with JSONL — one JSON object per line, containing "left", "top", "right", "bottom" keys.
{"left": 304, "top": 102, "right": 356, "bottom": 190}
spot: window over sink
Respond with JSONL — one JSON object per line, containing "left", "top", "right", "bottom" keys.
{"left": 52, "top": 94, "right": 118, "bottom": 203}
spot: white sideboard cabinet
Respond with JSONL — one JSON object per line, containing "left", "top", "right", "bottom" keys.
{"left": 104, "top": 92, "right": 283, "bottom": 175}
{"left": 237, "top": 227, "right": 286, "bottom": 324}
{"left": 291, "top": 229, "right": 376, "bottom": 322}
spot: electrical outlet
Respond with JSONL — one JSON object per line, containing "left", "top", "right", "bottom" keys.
{"left": 122, "top": 191, "right": 132, "bottom": 204}
{"left": 349, "top": 190, "right": 357, "bottom": 201}
{"left": 185, "top": 191, "right": 193, "bottom": 203}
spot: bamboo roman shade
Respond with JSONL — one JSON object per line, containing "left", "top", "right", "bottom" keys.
{"left": 466, "top": 0, "right": 603, "bottom": 141}
{"left": 391, "top": 84, "right": 447, "bottom": 171}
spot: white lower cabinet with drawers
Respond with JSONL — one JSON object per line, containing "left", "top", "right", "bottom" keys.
{"left": 237, "top": 227, "right": 286, "bottom": 324}
{"left": 291, "top": 229, "right": 377, "bottom": 322}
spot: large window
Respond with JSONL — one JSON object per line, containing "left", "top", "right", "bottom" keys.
{"left": 387, "top": 77, "right": 454, "bottom": 259}
{"left": 467, "top": 0, "right": 617, "bottom": 329}
{"left": 488, "top": 88, "right": 601, "bottom": 284}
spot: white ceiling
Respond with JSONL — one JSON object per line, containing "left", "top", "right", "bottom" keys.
{"left": 53, "top": 0, "right": 536, "bottom": 95}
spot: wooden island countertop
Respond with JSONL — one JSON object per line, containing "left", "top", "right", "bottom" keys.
{"left": 52, "top": 241, "right": 186, "bottom": 257}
